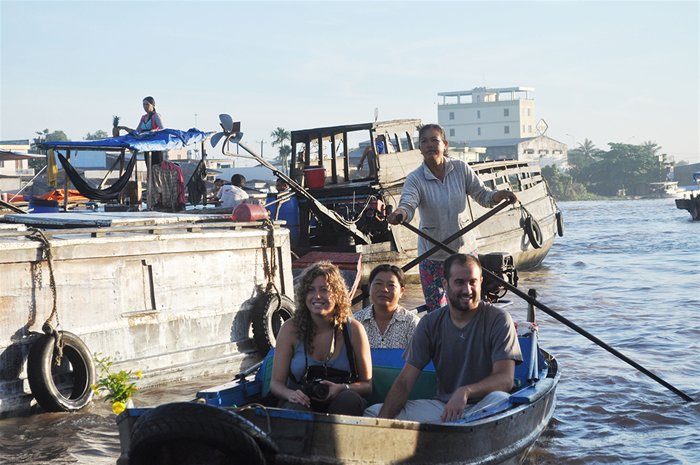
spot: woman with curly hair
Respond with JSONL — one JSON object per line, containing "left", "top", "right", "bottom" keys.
{"left": 270, "top": 261, "right": 372, "bottom": 415}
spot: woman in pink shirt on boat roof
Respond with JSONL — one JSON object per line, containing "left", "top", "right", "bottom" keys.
{"left": 116, "top": 96, "right": 164, "bottom": 135}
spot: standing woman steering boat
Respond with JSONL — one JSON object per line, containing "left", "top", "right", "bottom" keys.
{"left": 116, "top": 96, "right": 164, "bottom": 135}
{"left": 270, "top": 262, "right": 372, "bottom": 416}
{"left": 386, "top": 124, "right": 518, "bottom": 313}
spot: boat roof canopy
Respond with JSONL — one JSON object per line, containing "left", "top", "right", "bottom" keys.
{"left": 38, "top": 128, "right": 211, "bottom": 152}
{"left": 291, "top": 119, "right": 421, "bottom": 144}
{"left": 0, "top": 150, "right": 44, "bottom": 161}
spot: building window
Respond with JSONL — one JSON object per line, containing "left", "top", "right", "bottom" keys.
{"left": 528, "top": 125, "right": 532, "bottom": 133}
{"left": 527, "top": 108, "right": 531, "bottom": 116}
{"left": 449, "top": 112, "right": 454, "bottom": 120}
{"left": 504, "top": 126, "right": 510, "bottom": 135}
{"left": 477, "top": 127, "right": 481, "bottom": 136}
{"left": 504, "top": 109, "right": 509, "bottom": 117}
{"left": 522, "top": 125, "right": 525, "bottom": 133}
{"left": 449, "top": 129, "right": 455, "bottom": 137}
{"left": 477, "top": 110, "right": 481, "bottom": 119}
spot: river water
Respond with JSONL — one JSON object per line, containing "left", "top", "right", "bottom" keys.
{"left": 0, "top": 198, "right": 698, "bottom": 464}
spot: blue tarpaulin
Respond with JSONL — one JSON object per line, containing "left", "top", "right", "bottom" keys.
{"left": 38, "top": 128, "right": 210, "bottom": 152}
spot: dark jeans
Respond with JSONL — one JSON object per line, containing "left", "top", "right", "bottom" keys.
{"left": 279, "top": 390, "right": 367, "bottom": 416}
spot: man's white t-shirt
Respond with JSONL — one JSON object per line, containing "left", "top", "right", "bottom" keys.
{"left": 217, "top": 185, "right": 249, "bottom": 209}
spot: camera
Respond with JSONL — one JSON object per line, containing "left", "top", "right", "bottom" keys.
{"left": 302, "top": 379, "right": 329, "bottom": 401}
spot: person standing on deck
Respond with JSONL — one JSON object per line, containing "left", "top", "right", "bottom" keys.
{"left": 115, "top": 96, "right": 164, "bottom": 135}
{"left": 364, "top": 254, "right": 522, "bottom": 423}
{"left": 386, "top": 124, "right": 518, "bottom": 312}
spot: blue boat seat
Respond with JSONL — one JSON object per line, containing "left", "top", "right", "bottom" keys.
{"left": 256, "top": 348, "right": 436, "bottom": 405}
{"left": 255, "top": 332, "right": 544, "bottom": 405}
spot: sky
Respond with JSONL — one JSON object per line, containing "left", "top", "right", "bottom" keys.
{"left": 1, "top": 0, "right": 698, "bottom": 165}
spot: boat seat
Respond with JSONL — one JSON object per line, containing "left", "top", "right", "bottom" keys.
{"left": 256, "top": 331, "right": 544, "bottom": 405}
{"left": 256, "top": 348, "right": 437, "bottom": 405}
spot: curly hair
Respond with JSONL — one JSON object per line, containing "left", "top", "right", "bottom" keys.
{"left": 293, "top": 261, "right": 351, "bottom": 353}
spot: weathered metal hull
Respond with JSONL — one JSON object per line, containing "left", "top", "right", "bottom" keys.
{"left": 0, "top": 212, "right": 294, "bottom": 417}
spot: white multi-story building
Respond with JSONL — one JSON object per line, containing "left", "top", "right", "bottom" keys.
{"left": 438, "top": 86, "right": 537, "bottom": 143}
{"left": 437, "top": 86, "right": 567, "bottom": 167}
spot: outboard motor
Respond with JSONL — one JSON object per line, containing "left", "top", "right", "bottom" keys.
{"left": 480, "top": 252, "right": 518, "bottom": 302}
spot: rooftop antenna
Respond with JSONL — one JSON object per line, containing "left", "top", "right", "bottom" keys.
{"left": 374, "top": 107, "right": 379, "bottom": 122}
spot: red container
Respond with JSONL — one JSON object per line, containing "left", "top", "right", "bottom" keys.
{"left": 304, "top": 167, "right": 326, "bottom": 189}
{"left": 231, "top": 203, "right": 270, "bottom": 222}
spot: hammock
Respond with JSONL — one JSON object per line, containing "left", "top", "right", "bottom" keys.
{"left": 56, "top": 152, "right": 137, "bottom": 201}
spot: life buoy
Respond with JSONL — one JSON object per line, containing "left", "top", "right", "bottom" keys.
{"left": 128, "top": 402, "right": 276, "bottom": 465}
{"left": 251, "top": 292, "right": 295, "bottom": 353}
{"left": 27, "top": 330, "right": 95, "bottom": 412}
{"left": 524, "top": 216, "right": 543, "bottom": 249}
{"left": 555, "top": 211, "right": 564, "bottom": 237}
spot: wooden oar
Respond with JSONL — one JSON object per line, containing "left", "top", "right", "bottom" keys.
{"left": 350, "top": 200, "right": 513, "bottom": 306}
{"left": 400, "top": 200, "right": 513, "bottom": 272}
{"left": 402, "top": 221, "right": 695, "bottom": 402}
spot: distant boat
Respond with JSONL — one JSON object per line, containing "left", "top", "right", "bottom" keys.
{"left": 647, "top": 181, "right": 686, "bottom": 199}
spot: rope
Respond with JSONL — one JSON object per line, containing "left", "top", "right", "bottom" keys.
{"left": 518, "top": 201, "right": 533, "bottom": 220}
{"left": 26, "top": 228, "right": 64, "bottom": 365}
{"left": 260, "top": 219, "right": 280, "bottom": 298}
{"left": 236, "top": 403, "right": 272, "bottom": 435}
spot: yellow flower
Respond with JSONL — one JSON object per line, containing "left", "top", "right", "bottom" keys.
{"left": 134, "top": 371, "right": 143, "bottom": 379}
{"left": 90, "top": 384, "right": 99, "bottom": 394}
{"left": 112, "top": 401, "right": 127, "bottom": 415}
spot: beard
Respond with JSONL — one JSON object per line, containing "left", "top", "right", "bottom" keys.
{"left": 447, "top": 289, "right": 480, "bottom": 313}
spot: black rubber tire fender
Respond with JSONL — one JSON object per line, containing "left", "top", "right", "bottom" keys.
{"left": 555, "top": 210, "right": 564, "bottom": 237}
{"left": 524, "top": 216, "right": 544, "bottom": 249}
{"left": 27, "top": 331, "right": 96, "bottom": 412}
{"left": 251, "top": 293, "right": 295, "bottom": 353}
{"left": 129, "top": 402, "right": 273, "bottom": 465}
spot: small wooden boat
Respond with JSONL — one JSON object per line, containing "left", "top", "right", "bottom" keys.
{"left": 116, "top": 319, "right": 559, "bottom": 465}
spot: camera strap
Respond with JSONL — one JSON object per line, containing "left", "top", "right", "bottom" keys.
{"left": 292, "top": 318, "right": 358, "bottom": 385}
{"left": 342, "top": 317, "right": 358, "bottom": 382}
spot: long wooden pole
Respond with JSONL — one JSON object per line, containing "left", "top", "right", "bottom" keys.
{"left": 350, "top": 200, "right": 512, "bottom": 306}
{"left": 402, "top": 221, "right": 694, "bottom": 402}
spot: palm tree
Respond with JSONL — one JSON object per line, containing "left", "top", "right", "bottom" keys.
{"left": 270, "top": 127, "right": 291, "bottom": 172}
{"left": 641, "top": 140, "right": 661, "bottom": 156}
{"left": 567, "top": 138, "right": 601, "bottom": 185}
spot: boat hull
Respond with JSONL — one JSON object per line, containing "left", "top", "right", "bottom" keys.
{"left": 239, "top": 351, "right": 558, "bottom": 465}
{"left": 0, "top": 212, "right": 294, "bottom": 417}
{"left": 116, "top": 350, "right": 558, "bottom": 465}
{"left": 298, "top": 159, "right": 559, "bottom": 281}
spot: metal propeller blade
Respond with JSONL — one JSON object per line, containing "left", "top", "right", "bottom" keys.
{"left": 219, "top": 114, "right": 234, "bottom": 133}
{"left": 210, "top": 132, "right": 226, "bottom": 148}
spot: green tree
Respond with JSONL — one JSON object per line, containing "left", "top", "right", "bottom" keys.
{"left": 29, "top": 129, "right": 69, "bottom": 171}
{"left": 270, "top": 127, "right": 292, "bottom": 172}
{"left": 541, "top": 164, "right": 591, "bottom": 201}
{"left": 85, "top": 130, "right": 109, "bottom": 140}
{"left": 640, "top": 140, "right": 661, "bottom": 157}
{"left": 567, "top": 138, "right": 602, "bottom": 183}
{"left": 584, "top": 143, "right": 659, "bottom": 196}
